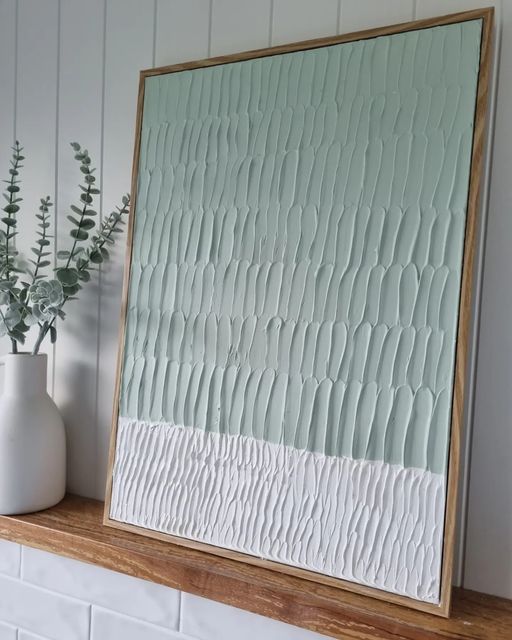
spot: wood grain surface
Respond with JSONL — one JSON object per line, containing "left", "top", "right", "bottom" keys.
{"left": 0, "top": 495, "right": 511, "bottom": 640}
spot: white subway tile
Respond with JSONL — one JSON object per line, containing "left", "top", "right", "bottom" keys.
{"left": 91, "top": 608, "right": 190, "bottom": 640}
{"left": 181, "top": 593, "right": 330, "bottom": 640}
{"left": 0, "top": 574, "right": 89, "bottom": 640}
{"left": 0, "top": 539, "right": 20, "bottom": 577}
{"left": 22, "top": 546, "right": 179, "bottom": 629}
{"left": 0, "top": 621, "right": 16, "bottom": 640}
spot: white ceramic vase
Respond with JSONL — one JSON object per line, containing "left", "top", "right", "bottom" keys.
{"left": 0, "top": 353, "right": 66, "bottom": 514}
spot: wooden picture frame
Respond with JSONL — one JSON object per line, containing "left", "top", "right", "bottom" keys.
{"left": 104, "top": 7, "right": 493, "bottom": 621}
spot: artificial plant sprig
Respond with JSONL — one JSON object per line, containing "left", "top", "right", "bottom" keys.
{"left": 30, "top": 196, "right": 53, "bottom": 283}
{"left": 1, "top": 141, "right": 23, "bottom": 279}
{"left": 0, "top": 141, "right": 26, "bottom": 352}
{"left": 0, "top": 141, "right": 130, "bottom": 354}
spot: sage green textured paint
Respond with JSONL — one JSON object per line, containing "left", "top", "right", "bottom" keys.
{"left": 120, "top": 20, "right": 482, "bottom": 473}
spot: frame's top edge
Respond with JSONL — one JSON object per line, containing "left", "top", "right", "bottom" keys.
{"left": 139, "top": 6, "right": 493, "bottom": 79}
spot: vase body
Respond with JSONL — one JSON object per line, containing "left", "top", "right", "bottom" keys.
{"left": 0, "top": 353, "right": 66, "bottom": 514}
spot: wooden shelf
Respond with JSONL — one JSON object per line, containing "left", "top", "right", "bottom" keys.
{"left": 0, "top": 495, "right": 509, "bottom": 639}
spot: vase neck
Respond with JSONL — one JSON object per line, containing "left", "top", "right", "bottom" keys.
{"left": 3, "top": 354, "right": 48, "bottom": 396}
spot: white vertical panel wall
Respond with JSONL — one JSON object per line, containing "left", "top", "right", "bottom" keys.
{"left": 0, "top": 0, "right": 509, "bottom": 637}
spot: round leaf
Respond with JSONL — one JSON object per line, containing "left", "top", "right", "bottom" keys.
{"left": 90, "top": 250, "right": 103, "bottom": 264}
{"left": 56, "top": 268, "right": 79, "bottom": 286}
{"left": 70, "top": 228, "right": 88, "bottom": 241}
{"left": 77, "top": 269, "right": 91, "bottom": 282}
{"left": 80, "top": 218, "right": 95, "bottom": 231}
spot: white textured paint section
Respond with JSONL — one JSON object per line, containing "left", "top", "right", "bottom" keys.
{"left": 111, "top": 417, "right": 445, "bottom": 603}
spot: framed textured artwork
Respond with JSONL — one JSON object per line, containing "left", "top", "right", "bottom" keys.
{"left": 105, "top": 8, "right": 493, "bottom": 617}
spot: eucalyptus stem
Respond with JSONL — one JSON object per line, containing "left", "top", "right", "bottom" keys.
{"left": 65, "top": 181, "right": 93, "bottom": 271}
{"left": 3, "top": 141, "right": 23, "bottom": 282}
{"left": 31, "top": 196, "right": 52, "bottom": 284}
{"left": 0, "top": 307, "right": 18, "bottom": 353}
{"left": 31, "top": 323, "right": 47, "bottom": 356}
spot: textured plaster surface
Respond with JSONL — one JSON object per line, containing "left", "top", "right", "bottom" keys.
{"left": 113, "top": 20, "right": 482, "bottom": 602}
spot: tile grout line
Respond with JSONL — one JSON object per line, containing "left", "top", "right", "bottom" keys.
{"left": 16, "top": 544, "right": 21, "bottom": 580}
{"left": 177, "top": 590, "right": 183, "bottom": 632}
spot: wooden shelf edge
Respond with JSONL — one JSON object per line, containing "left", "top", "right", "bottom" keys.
{"left": 0, "top": 495, "right": 510, "bottom": 639}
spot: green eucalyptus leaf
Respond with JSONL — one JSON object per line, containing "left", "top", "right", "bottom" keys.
{"left": 9, "top": 329, "right": 25, "bottom": 344}
{"left": 70, "top": 228, "right": 88, "bottom": 241}
{"left": 67, "top": 215, "right": 81, "bottom": 226}
{"left": 90, "top": 250, "right": 103, "bottom": 264}
{"left": 62, "top": 283, "right": 81, "bottom": 296}
{"left": 80, "top": 219, "right": 95, "bottom": 231}
{"left": 70, "top": 204, "right": 82, "bottom": 215}
{"left": 25, "top": 313, "right": 38, "bottom": 326}
{"left": 77, "top": 269, "right": 91, "bottom": 282}
{"left": 56, "top": 268, "right": 79, "bottom": 286}
{"left": 57, "top": 250, "right": 70, "bottom": 259}
{"left": 4, "top": 308, "right": 21, "bottom": 329}
{"left": 2, "top": 218, "right": 16, "bottom": 227}
{"left": 3, "top": 204, "right": 19, "bottom": 214}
